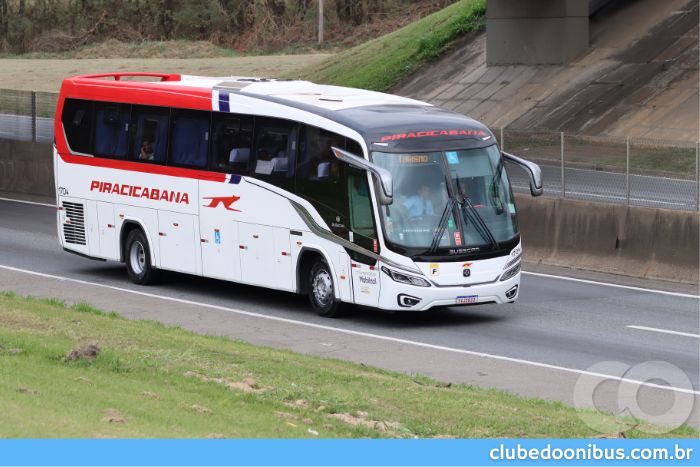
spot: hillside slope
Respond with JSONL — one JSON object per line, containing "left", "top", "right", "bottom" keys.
{"left": 292, "top": 0, "right": 485, "bottom": 91}
{"left": 396, "top": 0, "right": 699, "bottom": 141}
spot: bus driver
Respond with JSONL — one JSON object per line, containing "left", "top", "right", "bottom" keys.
{"left": 403, "top": 183, "right": 435, "bottom": 220}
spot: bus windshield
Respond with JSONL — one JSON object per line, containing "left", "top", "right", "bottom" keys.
{"left": 372, "top": 145, "right": 518, "bottom": 256}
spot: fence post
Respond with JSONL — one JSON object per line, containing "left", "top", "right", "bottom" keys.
{"left": 625, "top": 136, "right": 630, "bottom": 205}
{"left": 696, "top": 141, "right": 699, "bottom": 211}
{"left": 30, "top": 91, "right": 37, "bottom": 143}
{"left": 500, "top": 127, "right": 504, "bottom": 151}
{"left": 560, "top": 132, "right": 565, "bottom": 198}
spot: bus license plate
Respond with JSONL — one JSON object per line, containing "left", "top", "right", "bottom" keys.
{"left": 456, "top": 295, "right": 478, "bottom": 304}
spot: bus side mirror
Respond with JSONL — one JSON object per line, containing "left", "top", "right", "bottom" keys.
{"left": 331, "top": 146, "right": 393, "bottom": 205}
{"left": 502, "top": 151, "right": 543, "bottom": 197}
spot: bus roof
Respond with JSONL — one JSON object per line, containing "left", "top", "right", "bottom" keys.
{"left": 61, "top": 73, "right": 495, "bottom": 151}
{"left": 168, "top": 74, "right": 431, "bottom": 110}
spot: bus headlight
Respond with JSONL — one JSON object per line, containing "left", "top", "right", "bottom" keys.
{"left": 380, "top": 266, "right": 431, "bottom": 287}
{"left": 500, "top": 263, "right": 521, "bottom": 282}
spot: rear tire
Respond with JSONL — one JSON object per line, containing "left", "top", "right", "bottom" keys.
{"left": 308, "top": 258, "right": 343, "bottom": 318}
{"left": 125, "top": 229, "right": 159, "bottom": 285}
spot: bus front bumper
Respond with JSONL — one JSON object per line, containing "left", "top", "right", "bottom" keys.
{"left": 377, "top": 272, "right": 521, "bottom": 311}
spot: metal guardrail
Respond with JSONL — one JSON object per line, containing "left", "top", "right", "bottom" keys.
{"left": 0, "top": 88, "right": 697, "bottom": 211}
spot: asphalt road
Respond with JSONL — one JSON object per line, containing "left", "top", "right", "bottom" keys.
{"left": 0, "top": 197, "right": 698, "bottom": 431}
{"left": 0, "top": 114, "right": 53, "bottom": 143}
{"left": 508, "top": 164, "right": 698, "bottom": 211}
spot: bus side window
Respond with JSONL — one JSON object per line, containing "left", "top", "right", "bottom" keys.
{"left": 61, "top": 98, "right": 93, "bottom": 154}
{"left": 209, "top": 112, "right": 253, "bottom": 174}
{"left": 348, "top": 168, "right": 375, "bottom": 236}
{"left": 169, "top": 109, "right": 210, "bottom": 168}
{"left": 129, "top": 105, "right": 170, "bottom": 164}
{"left": 252, "top": 117, "right": 297, "bottom": 192}
{"left": 93, "top": 102, "right": 130, "bottom": 159}
{"left": 346, "top": 139, "right": 378, "bottom": 253}
{"left": 296, "top": 125, "right": 347, "bottom": 236}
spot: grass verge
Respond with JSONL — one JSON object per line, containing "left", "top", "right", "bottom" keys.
{"left": 0, "top": 291, "right": 696, "bottom": 438}
{"left": 291, "top": 0, "right": 486, "bottom": 91}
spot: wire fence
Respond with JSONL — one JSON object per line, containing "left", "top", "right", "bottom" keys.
{"left": 0, "top": 88, "right": 697, "bottom": 211}
{"left": 0, "top": 88, "right": 56, "bottom": 143}
{"left": 501, "top": 129, "right": 699, "bottom": 211}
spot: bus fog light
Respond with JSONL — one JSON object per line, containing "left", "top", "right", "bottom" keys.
{"left": 398, "top": 294, "right": 422, "bottom": 307}
{"left": 381, "top": 266, "right": 431, "bottom": 287}
{"left": 505, "top": 285, "right": 518, "bottom": 300}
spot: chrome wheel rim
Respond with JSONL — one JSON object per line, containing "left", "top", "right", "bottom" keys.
{"left": 130, "top": 241, "right": 146, "bottom": 275}
{"left": 312, "top": 268, "right": 333, "bottom": 306}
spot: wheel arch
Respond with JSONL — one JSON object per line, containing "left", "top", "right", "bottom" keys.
{"left": 119, "top": 219, "right": 157, "bottom": 266}
{"left": 295, "top": 246, "right": 339, "bottom": 298}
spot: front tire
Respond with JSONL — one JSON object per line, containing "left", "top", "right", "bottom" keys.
{"left": 308, "top": 258, "right": 343, "bottom": 317}
{"left": 125, "top": 229, "right": 159, "bottom": 285}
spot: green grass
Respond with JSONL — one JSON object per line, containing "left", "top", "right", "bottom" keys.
{"left": 0, "top": 291, "right": 696, "bottom": 438}
{"left": 290, "top": 0, "right": 486, "bottom": 91}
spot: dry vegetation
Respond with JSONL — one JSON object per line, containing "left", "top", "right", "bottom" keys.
{"left": 0, "top": 54, "right": 332, "bottom": 92}
{"left": 19, "top": 39, "right": 237, "bottom": 59}
{"left": 0, "top": 0, "right": 457, "bottom": 55}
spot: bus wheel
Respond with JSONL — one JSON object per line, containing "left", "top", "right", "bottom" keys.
{"left": 308, "top": 258, "right": 342, "bottom": 317}
{"left": 125, "top": 229, "right": 159, "bottom": 285}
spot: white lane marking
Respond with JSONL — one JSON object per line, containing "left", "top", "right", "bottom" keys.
{"left": 0, "top": 197, "right": 55, "bottom": 208}
{"left": 1, "top": 263, "right": 698, "bottom": 397}
{"left": 627, "top": 325, "right": 700, "bottom": 339}
{"left": 522, "top": 271, "right": 700, "bottom": 299}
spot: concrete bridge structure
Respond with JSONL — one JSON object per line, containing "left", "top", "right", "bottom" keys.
{"left": 487, "top": 0, "right": 613, "bottom": 65}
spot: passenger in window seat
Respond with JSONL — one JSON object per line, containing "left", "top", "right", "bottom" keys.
{"left": 139, "top": 140, "right": 154, "bottom": 161}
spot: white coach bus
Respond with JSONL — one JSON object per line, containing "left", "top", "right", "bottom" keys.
{"left": 54, "top": 72, "right": 542, "bottom": 317}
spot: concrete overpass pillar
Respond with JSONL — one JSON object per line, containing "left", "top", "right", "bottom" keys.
{"left": 486, "top": 0, "right": 589, "bottom": 65}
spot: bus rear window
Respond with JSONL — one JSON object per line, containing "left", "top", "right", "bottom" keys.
{"left": 61, "top": 98, "right": 93, "bottom": 154}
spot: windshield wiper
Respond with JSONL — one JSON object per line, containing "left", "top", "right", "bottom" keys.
{"left": 461, "top": 196, "right": 499, "bottom": 249}
{"left": 428, "top": 197, "right": 455, "bottom": 255}
{"left": 489, "top": 159, "right": 505, "bottom": 215}
{"left": 453, "top": 175, "right": 499, "bottom": 250}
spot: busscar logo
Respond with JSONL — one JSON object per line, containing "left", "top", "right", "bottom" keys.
{"left": 450, "top": 247, "right": 480, "bottom": 255}
{"left": 203, "top": 195, "right": 242, "bottom": 212}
